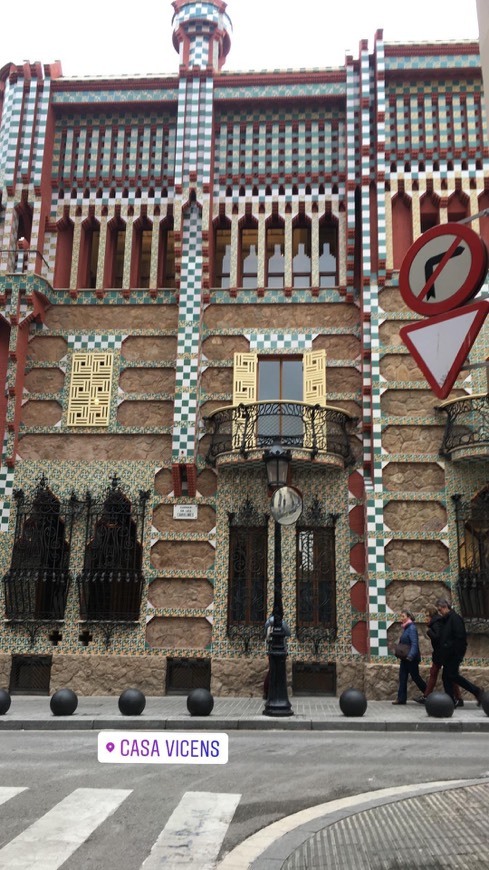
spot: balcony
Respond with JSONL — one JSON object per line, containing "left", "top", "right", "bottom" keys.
{"left": 439, "top": 393, "right": 489, "bottom": 461}
{"left": 204, "top": 401, "right": 357, "bottom": 468}
{"left": 457, "top": 568, "right": 489, "bottom": 622}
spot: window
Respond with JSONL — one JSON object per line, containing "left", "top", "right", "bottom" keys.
{"left": 228, "top": 499, "right": 267, "bottom": 628}
{"left": 214, "top": 226, "right": 231, "bottom": 288}
{"left": 292, "top": 223, "right": 311, "bottom": 287}
{"left": 454, "top": 489, "right": 489, "bottom": 619}
{"left": 296, "top": 527, "right": 336, "bottom": 628}
{"left": 107, "top": 221, "right": 126, "bottom": 288}
{"left": 157, "top": 217, "right": 175, "bottom": 288}
{"left": 77, "top": 477, "right": 149, "bottom": 622}
{"left": 131, "top": 217, "right": 152, "bottom": 288}
{"left": 319, "top": 218, "right": 338, "bottom": 287}
{"left": 3, "top": 478, "right": 73, "bottom": 621}
{"left": 78, "top": 218, "right": 100, "bottom": 288}
{"left": 266, "top": 224, "right": 285, "bottom": 288}
{"left": 240, "top": 225, "right": 258, "bottom": 288}
{"left": 232, "top": 350, "right": 327, "bottom": 450}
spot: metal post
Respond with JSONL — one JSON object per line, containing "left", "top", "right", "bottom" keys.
{"left": 263, "top": 520, "right": 293, "bottom": 717}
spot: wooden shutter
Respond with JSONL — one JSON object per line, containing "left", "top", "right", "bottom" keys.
{"left": 232, "top": 352, "right": 258, "bottom": 449}
{"left": 303, "top": 349, "right": 326, "bottom": 450}
{"left": 303, "top": 350, "right": 326, "bottom": 406}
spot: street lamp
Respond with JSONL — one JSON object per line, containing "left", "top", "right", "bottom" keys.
{"left": 263, "top": 444, "right": 294, "bottom": 717}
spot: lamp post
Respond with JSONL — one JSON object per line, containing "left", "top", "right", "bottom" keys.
{"left": 263, "top": 445, "right": 294, "bottom": 717}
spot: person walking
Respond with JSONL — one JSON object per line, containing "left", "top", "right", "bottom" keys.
{"left": 415, "top": 606, "right": 463, "bottom": 706}
{"left": 436, "top": 598, "right": 483, "bottom": 706}
{"left": 392, "top": 610, "right": 427, "bottom": 705}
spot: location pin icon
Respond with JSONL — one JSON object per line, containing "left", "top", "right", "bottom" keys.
{"left": 106, "top": 742, "right": 115, "bottom": 753}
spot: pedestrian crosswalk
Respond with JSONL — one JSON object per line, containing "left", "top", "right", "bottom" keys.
{"left": 0, "top": 787, "right": 241, "bottom": 869}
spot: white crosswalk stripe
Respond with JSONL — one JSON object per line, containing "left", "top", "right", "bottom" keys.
{"left": 141, "top": 791, "right": 241, "bottom": 870}
{"left": 0, "top": 788, "right": 27, "bottom": 807}
{"left": 0, "top": 787, "right": 132, "bottom": 870}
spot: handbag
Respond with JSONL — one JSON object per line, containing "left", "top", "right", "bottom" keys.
{"left": 394, "top": 643, "right": 410, "bottom": 660}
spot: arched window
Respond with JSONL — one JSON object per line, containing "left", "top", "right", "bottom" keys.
{"left": 447, "top": 189, "right": 469, "bottom": 223}
{"left": 78, "top": 215, "right": 100, "bottom": 289}
{"left": 227, "top": 498, "right": 267, "bottom": 633}
{"left": 318, "top": 215, "right": 338, "bottom": 287}
{"left": 157, "top": 213, "right": 175, "bottom": 288}
{"left": 420, "top": 191, "right": 440, "bottom": 233}
{"left": 292, "top": 213, "right": 311, "bottom": 287}
{"left": 77, "top": 477, "right": 149, "bottom": 622}
{"left": 54, "top": 217, "right": 74, "bottom": 288}
{"left": 454, "top": 489, "right": 489, "bottom": 619}
{"left": 391, "top": 193, "right": 413, "bottom": 269}
{"left": 131, "top": 214, "right": 153, "bottom": 288}
{"left": 266, "top": 214, "right": 285, "bottom": 288}
{"left": 478, "top": 191, "right": 489, "bottom": 253}
{"left": 239, "top": 214, "right": 258, "bottom": 288}
{"left": 296, "top": 500, "right": 338, "bottom": 642}
{"left": 3, "top": 477, "right": 74, "bottom": 621}
{"left": 213, "top": 215, "right": 231, "bottom": 288}
{"left": 104, "top": 214, "right": 126, "bottom": 288}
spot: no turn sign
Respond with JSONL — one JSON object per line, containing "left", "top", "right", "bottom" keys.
{"left": 399, "top": 222, "right": 488, "bottom": 316}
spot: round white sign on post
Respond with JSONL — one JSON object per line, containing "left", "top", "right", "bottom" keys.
{"left": 270, "top": 486, "right": 303, "bottom": 525}
{"left": 399, "top": 222, "right": 488, "bottom": 317}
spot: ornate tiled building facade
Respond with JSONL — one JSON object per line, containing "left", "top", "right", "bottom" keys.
{"left": 0, "top": 0, "right": 488, "bottom": 697}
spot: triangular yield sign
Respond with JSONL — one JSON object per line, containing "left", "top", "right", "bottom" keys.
{"left": 399, "top": 300, "right": 489, "bottom": 399}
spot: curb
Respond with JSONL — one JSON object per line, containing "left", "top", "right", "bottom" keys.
{"left": 1, "top": 717, "right": 489, "bottom": 732}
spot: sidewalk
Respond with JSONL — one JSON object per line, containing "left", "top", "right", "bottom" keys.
{"left": 0, "top": 694, "right": 488, "bottom": 731}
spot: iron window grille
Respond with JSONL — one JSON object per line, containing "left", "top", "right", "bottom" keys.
{"left": 3, "top": 476, "right": 76, "bottom": 624}
{"left": 166, "top": 658, "right": 211, "bottom": 694}
{"left": 77, "top": 476, "right": 150, "bottom": 623}
{"left": 9, "top": 655, "right": 52, "bottom": 695}
{"left": 453, "top": 491, "right": 489, "bottom": 622}
{"left": 227, "top": 498, "right": 268, "bottom": 647}
{"left": 296, "top": 498, "right": 338, "bottom": 651}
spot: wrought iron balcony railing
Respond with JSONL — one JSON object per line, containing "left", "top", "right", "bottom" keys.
{"left": 204, "top": 401, "right": 357, "bottom": 466}
{"left": 439, "top": 393, "right": 489, "bottom": 458}
{"left": 457, "top": 568, "right": 489, "bottom": 620}
{"left": 77, "top": 569, "right": 145, "bottom": 622}
{"left": 3, "top": 568, "right": 71, "bottom": 621}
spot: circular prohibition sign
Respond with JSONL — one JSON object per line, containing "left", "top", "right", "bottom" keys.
{"left": 399, "top": 222, "right": 488, "bottom": 317}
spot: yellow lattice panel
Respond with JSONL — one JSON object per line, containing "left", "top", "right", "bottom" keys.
{"left": 67, "top": 352, "right": 114, "bottom": 427}
{"left": 232, "top": 352, "right": 257, "bottom": 448}
{"left": 232, "top": 353, "right": 258, "bottom": 404}
{"left": 303, "top": 349, "right": 327, "bottom": 450}
{"left": 303, "top": 350, "right": 326, "bottom": 405}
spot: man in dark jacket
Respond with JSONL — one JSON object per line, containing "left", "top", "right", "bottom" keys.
{"left": 436, "top": 598, "right": 483, "bottom": 705}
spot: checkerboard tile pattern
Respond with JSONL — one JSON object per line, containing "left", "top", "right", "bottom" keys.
{"left": 172, "top": 203, "right": 203, "bottom": 461}
{"left": 67, "top": 334, "right": 124, "bottom": 352}
{"left": 248, "top": 332, "right": 315, "bottom": 352}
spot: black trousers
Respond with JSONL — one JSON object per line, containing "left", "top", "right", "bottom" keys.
{"left": 442, "top": 658, "right": 480, "bottom": 702}
{"left": 397, "top": 659, "right": 426, "bottom": 703}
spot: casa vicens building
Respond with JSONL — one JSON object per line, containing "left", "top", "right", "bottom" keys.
{"left": 0, "top": 0, "right": 488, "bottom": 698}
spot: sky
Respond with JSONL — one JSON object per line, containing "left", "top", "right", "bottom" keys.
{"left": 1, "top": 0, "right": 481, "bottom": 78}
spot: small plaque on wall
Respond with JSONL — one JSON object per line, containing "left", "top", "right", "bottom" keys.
{"left": 173, "top": 505, "right": 198, "bottom": 520}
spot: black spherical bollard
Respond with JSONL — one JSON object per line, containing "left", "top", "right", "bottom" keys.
{"left": 425, "top": 691, "right": 454, "bottom": 718}
{"left": 187, "top": 688, "right": 214, "bottom": 717}
{"left": 480, "top": 690, "right": 489, "bottom": 717}
{"left": 0, "top": 689, "right": 11, "bottom": 715}
{"left": 339, "top": 688, "right": 367, "bottom": 717}
{"left": 118, "top": 688, "right": 146, "bottom": 716}
{"left": 50, "top": 688, "right": 78, "bottom": 716}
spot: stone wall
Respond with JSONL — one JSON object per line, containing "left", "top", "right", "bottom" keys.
{"left": 211, "top": 656, "right": 277, "bottom": 697}
{"left": 50, "top": 654, "right": 167, "bottom": 695}
{"left": 0, "top": 654, "right": 10, "bottom": 688}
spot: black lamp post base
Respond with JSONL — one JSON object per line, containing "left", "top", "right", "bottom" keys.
{"left": 263, "top": 703, "right": 293, "bottom": 717}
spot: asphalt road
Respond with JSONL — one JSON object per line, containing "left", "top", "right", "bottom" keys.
{"left": 0, "top": 731, "right": 488, "bottom": 869}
